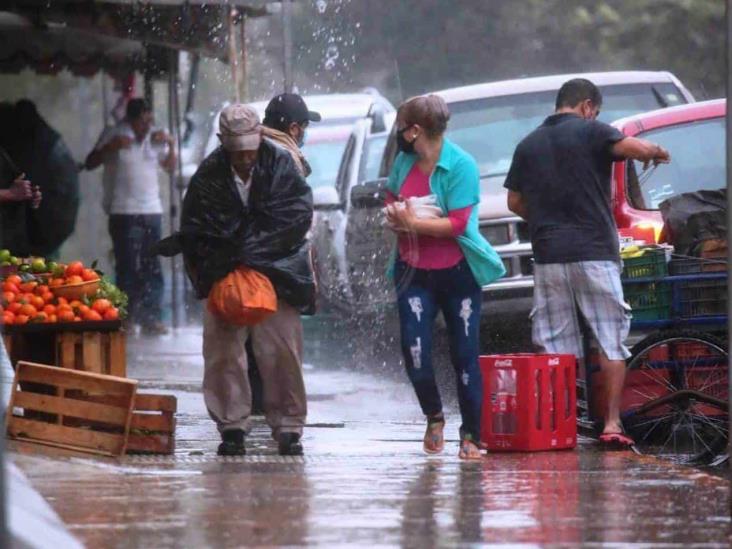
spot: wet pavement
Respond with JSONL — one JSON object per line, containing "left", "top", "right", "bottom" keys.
{"left": 7, "top": 317, "right": 732, "bottom": 548}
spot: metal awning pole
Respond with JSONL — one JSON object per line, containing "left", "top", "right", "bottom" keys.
{"left": 228, "top": 7, "right": 241, "bottom": 102}
{"left": 168, "top": 50, "right": 179, "bottom": 329}
{"left": 282, "top": 0, "right": 293, "bottom": 93}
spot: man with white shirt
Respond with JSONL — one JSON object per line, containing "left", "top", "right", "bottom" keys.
{"left": 85, "top": 98, "right": 175, "bottom": 335}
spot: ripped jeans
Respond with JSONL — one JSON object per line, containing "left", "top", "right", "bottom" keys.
{"left": 394, "top": 259, "right": 483, "bottom": 440}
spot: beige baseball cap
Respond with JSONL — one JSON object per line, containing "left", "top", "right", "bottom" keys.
{"left": 218, "top": 103, "right": 262, "bottom": 151}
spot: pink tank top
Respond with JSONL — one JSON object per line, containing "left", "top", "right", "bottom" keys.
{"left": 388, "top": 164, "right": 470, "bottom": 270}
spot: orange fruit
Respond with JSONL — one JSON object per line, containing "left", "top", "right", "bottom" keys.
{"left": 2, "top": 291, "right": 15, "bottom": 305}
{"left": 49, "top": 278, "right": 64, "bottom": 288}
{"left": 41, "top": 291, "right": 54, "bottom": 303}
{"left": 7, "top": 302, "right": 22, "bottom": 314}
{"left": 31, "top": 312, "right": 47, "bottom": 323}
{"left": 65, "top": 261, "right": 84, "bottom": 277}
{"left": 30, "top": 295, "right": 44, "bottom": 310}
{"left": 14, "top": 314, "right": 29, "bottom": 325}
{"left": 73, "top": 316, "right": 82, "bottom": 322}
{"left": 103, "top": 307, "right": 119, "bottom": 321}
{"left": 19, "top": 304, "right": 37, "bottom": 317}
{"left": 19, "top": 281, "right": 38, "bottom": 293}
{"left": 92, "top": 299, "right": 112, "bottom": 314}
{"left": 57, "top": 310, "right": 75, "bottom": 323}
{"left": 83, "top": 310, "right": 103, "bottom": 322}
{"left": 2, "top": 281, "right": 19, "bottom": 294}
{"left": 56, "top": 297, "right": 68, "bottom": 306}
{"left": 2, "top": 312, "right": 14, "bottom": 325}
{"left": 42, "top": 304, "right": 56, "bottom": 316}
{"left": 69, "top": 300, "right": 82, "bottom": 308}
{"left": 19, "top": 293, "right": 34, "bottom": 304}
{"left": 47, "top": 314, "right": 57, "bottom": 323}
{"left": 77, "top": 304, "right": 90, "bottom": 316}
{"left": 66, "top": 275, "right": 84, "bottom": 285}
{"left": 81, "top": 268, "right": 99, "bottom": 281}
{"left": 36, "top": 284, "right": 49, "bottom": 294}
{"left": 5, "top": 275, "right": 22, "bottom": 286}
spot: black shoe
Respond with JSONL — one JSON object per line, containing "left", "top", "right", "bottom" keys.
{"left": 217, "top": 429, "right": 246, "bottom": 456}
{"left": 278, "top": 432, "right": 303, "bottom": 456}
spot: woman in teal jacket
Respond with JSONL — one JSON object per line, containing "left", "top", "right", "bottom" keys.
{"left": 385, "top": 95, "right": 505, "bottom": 460}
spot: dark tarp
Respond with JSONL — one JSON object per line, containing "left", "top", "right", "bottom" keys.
{"left": 659, "top": 188, "right": 727, "bottom": 256}
{"left": 155, "top": 140, "right": 316, "bottom": 313}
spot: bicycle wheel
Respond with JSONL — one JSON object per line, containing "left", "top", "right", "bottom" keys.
{"left": 621, "top": 330, "right": 728, "bottom": 466}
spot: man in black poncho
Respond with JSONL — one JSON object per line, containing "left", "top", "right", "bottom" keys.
{"left": 175, "top": 104, "right": 315, "bottom": 456}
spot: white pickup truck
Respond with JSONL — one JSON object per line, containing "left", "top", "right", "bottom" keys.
{"left": 335, "top": 71, "right": 695, "bottom": 316}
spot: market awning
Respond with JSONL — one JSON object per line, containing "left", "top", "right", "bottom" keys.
{"left": 0, "top": 1, "right": 275, "bottom": 76}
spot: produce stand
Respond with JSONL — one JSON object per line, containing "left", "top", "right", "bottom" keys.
{"left": 2, "top": 258, "right": 177, "bottom": 455}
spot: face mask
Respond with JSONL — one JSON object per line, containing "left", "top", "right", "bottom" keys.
{"left": 396, "top": 127, "right": 416, "bottom": 154}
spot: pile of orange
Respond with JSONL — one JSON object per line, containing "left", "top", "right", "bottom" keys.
{"left": 47, "top": 261, "right": 100, "bottom": 287}
{"left": 0, "top": 272, "right": 119, "bottom": 326}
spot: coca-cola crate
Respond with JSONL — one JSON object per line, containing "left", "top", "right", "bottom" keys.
{"left": 480, "top": 354, "right": 577, "bottom": 451}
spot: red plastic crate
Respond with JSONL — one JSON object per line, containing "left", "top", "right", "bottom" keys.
{"left": 480, "top": 354, "right": 577, "bottom": 451}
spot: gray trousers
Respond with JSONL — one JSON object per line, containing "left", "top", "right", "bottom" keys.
{"left": 202, "top": 301, "right": 307, "bottom": 438}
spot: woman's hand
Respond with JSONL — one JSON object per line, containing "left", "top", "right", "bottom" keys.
{"left": 386, "top": 200, "right": 417, "bottom": 233}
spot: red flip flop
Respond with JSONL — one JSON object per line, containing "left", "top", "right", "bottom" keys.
{"left": 599, "top": 432, "right": 635, "bottom": 449}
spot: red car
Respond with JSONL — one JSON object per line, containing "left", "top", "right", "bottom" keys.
{"left": 611, "top": 99, "right": 726, "bottom": 240}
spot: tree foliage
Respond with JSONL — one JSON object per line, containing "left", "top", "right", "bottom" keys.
{"left": 290, "top": 0, "right": 724, "bottom": 101}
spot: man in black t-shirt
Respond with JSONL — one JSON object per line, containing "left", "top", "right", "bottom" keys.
{"left": 504, "top": 78, "right": 670, "bottom": 446}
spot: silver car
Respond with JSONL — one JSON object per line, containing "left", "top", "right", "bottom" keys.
{"left": 342, "top": 71, "right": 695, "bottom": 317}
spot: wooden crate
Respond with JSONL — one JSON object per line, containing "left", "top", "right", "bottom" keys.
{"left": 6, "top": 361, "right": 137, "bottom": 456}
{"left": 56, "top": 331, "right": 126, "bottom": 377}
{"left": 1, "top": 324, "right": 125, "bottom": 377}
{"left": 128, "top": 394, "right": 177, "bottom": 454}
{"left": 79, "top": 393, "right": 177, "bottom": 454}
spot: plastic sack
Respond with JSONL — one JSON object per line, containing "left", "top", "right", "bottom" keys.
{"left": 207, "top": 267, "right": 278, "bottom": 326}
{"left": 380, "top": 194, "right": 443, "bottom": 228}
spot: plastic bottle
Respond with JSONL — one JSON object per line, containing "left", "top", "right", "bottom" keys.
{"left": 492, "top": 368, "right": 517, "bottom": 434}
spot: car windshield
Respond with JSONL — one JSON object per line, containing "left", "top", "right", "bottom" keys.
{"left": 626, "top": 117, "right": 725, "bottom": 210}
{"left": 302, "top": 138, "right": 349, "bottom": 189}
{"left": 362, "top": 134, "right": 388, "bottom": 181}
{"left": 447, "top": 83, "right": 686, "bottom": 177}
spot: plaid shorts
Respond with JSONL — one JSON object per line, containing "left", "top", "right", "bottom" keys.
{"left": 531, "top": 261, "right": 631, "bottom": 361}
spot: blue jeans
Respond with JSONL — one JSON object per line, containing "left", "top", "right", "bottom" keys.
{"left": 108, "top": 214, "right": 164, "bottom": 326}
{"left": 395, "top": 259, "right": 483, "bottom": 440}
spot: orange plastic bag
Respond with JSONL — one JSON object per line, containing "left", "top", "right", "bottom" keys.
{"left": 207, "top": 267, "right": 277, "bottom": 326}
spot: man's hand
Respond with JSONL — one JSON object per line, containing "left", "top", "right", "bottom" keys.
{"left": 151, "top": 130, "right": 174, "bottom": 146}
{"left": 642, "top": 144, "right": 671, "bottom": 171}
{"left": 30, "top": 184, "right": 42, "bottom": 209}
{"left": 613, "top": 137, "right": 671, "bottom": 169}
{"left": 5, "top": 173, "right": 33, "bottom": 201}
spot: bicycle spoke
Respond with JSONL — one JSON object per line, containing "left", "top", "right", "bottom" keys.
{"left": 637, "top": 362, "right": 678, "bottom": 394}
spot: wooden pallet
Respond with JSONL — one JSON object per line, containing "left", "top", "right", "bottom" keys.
{"left": 6, "top": 361, "right": 137, "bottom": 456}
